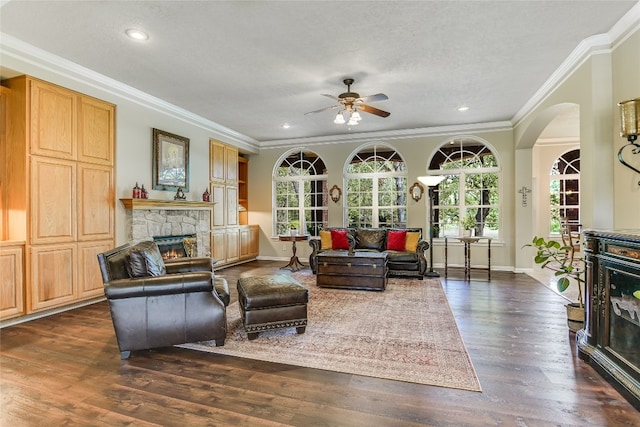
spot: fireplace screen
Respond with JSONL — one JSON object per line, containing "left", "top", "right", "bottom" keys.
{"left": 153, "top": 234, "right": 196, "bottom": 260}
{"left": 608, "top": 269, "right": 640, "bottom": 369}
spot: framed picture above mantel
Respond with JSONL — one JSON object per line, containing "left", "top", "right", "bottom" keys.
{"left": 152, "top": 128, "right": 190, "bottom": 191}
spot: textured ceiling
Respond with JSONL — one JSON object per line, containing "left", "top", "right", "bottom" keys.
{"left": 0, "top": 1, "right": 636, "bottom": 144}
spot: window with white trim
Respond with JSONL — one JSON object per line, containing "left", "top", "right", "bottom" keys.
{"left": 549, "top": 149, "right": 580, "bottom": 234}
{"left": 273, "top": 150, "right": 328, "bottom": 236}
{"left": 428, "top": 138, "right": 500, "bottom": 238}
{"left": 345, "top": 144, "right": 407, "bottom": 228}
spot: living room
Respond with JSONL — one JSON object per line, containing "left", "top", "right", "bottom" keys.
{"left": 1, "top": 1, "right": 640, "bottom": 424}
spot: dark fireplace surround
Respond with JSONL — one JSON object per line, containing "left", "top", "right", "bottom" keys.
{"left": 153, "top": 234, "right": 197, "bottom": 260}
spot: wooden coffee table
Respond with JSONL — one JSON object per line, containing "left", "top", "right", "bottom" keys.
{"left": 316, "top": 251, "right": 388, "bottom": 291}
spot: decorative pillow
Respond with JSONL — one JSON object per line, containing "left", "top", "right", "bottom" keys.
{"left": 330, "top": 229, "right": 350, "bottom": 250}
{"left": 405, "top": 232, "right": 421, "bottom": 252}
{"left": 356, "top": 229, "right": 386, "bottom": 250}
{"left": 319, "top": 230, "right": 332, "bottom": 250}
{"left": 387, "top": 230, "right": 407, "bottom": 251}
{"left": 125, "top": 241, "right": 166, "bottom": 277}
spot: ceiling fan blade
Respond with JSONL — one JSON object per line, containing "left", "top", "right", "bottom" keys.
{"left": 304, "top": 104, "right": 340, "bottom": 115}
{"left": 359, "top": 104, "right": 391, "bottom": 118}
{"left": 358, "top": 93, "right": 388, "bottom": 103}
{"left": 321, "top": 93, "right": 340, "bottom": 101}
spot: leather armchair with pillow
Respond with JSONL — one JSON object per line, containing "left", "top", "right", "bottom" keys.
{"left": 97, "top": 241, "right": 229, "bottom": 359}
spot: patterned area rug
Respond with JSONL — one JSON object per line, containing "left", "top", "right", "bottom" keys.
{"left": 181, "top": 271, "right": 481, "bottom": 392}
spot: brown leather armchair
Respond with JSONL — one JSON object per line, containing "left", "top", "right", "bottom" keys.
{"left": 97, "top": 241, "right": 229, "bottom": 359}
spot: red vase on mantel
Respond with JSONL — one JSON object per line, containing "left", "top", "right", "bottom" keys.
{"left": 132, "top": 182, "right": 141, "bottom": 199}
{"left": 202, "top": 188, "right": 210, "bottom": 202}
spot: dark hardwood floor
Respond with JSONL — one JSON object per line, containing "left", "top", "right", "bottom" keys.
{"left": 1, "top": 260, "right": 638, "bottom": 426}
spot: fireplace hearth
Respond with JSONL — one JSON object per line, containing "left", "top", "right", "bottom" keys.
{"left": 153, "top": 234, "right": 197, "bottom": 260}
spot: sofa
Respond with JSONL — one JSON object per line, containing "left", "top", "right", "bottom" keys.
{"left": 309, "top": 227, "right": 429, "bottom": 279}
{"left": 97, "top": 240, "right": 230, "bottom": 359}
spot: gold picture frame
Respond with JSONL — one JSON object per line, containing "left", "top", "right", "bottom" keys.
{"left": 409, "top": 182, "right": 424, "bottom": 202}
{"left": 152, "top": 128, "right": 190, "bottom": 191}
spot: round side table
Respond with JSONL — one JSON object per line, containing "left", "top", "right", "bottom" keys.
{"left": 278, "top": 234, "right": 310, "bottom": 271}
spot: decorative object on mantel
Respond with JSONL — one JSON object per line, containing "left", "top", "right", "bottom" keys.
{"left": 329, "top": 184, "right": 342, "bottom": 203}
{"left": 132, "top": 182, "right": 141, "bottom": 199}
{"left": 140, "top": 184, "right": 148, "bottom": 199}
{"left": 174, "top": 187, "right": 186, "bottom": 201}
{"left": 202, "top": 188, "right": 210, "bottom": 202}
{"left": 152, "top": 128, "right": 190, "bottom": 191}
{"left": 617, "top": 98, "right": 640, "bottom": 185}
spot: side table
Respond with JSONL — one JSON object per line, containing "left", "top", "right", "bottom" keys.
{"left": 278, "top": 234, "right": 310, "bottom": 271}
{"left": 444, "top": 236, "right": 492, "bottom": 281}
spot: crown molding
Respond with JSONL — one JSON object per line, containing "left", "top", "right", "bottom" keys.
{"left": 260, "top": 121, "right": 513, "bottom": 150}
{"left": 0, "top": 33, "right": 260, "bottom": 153}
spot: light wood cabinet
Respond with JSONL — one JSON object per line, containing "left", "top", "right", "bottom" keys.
{"left": 209, "top": 139, "right": 257, "bottom": 268}
{"left": 1, "top": 75, "right": 115, "bottom": 316}
{"left": 0, "top": 242, "right": 25, "bottom": 320}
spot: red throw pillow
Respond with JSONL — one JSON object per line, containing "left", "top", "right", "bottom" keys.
{"left": 330, "top": 229, "right": 350, "bottom": 250}
{"left": 387, "top": 230, "right": 407, "bottom": 251}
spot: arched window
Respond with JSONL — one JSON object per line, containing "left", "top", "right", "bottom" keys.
{"left": 549, "top": 149, "right": 580, "bottom": 234}
{"left": 345, "top": 143, "right": 407, "bottom": 228}
{"left": 428, "top": 137, "right": 500, "bottom": 238}
{"left": 273, "top": 150, "right": 328, "bottom": 236}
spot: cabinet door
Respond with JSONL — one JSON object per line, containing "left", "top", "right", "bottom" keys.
{"left": 249, "top": 225, "right": 259, "bottom": 257}
{"left": 209, "top": 140, "right": 226, "bottom": 182}
{"left": 77, "top": 163, "right": 114, "bottom": 241}
{"left": 225, "top": 145, "right": 238, "bottom": 183}
{"left": 240, "top": 227, "right": 250, "bottom": 258}
{"left": 30, "top": 157, "right": 76, "bottom": 244}
{"left": 211, "top": 229, "right": 227, "bottom": 265}
{"left": 30, "top": 243, "right": 76, "bottom": 312}
{"left": 77, "top": 240, "right": 112, "bottom": 299}
{"left": 78, "top": 96, "right": 114, "bottom": 166}
{"left": 30, "top": 79, "right": 76, "bottom": 160}
{"left": 0, "top": 244, "right": 25, "bottom": 320}
{"left": 226, "top": 228, "right": 240, "bottom": 262}
{"left": 226, "top": 186, "right": 238, "bottom": 226}
{"left": 211, "top": 184, "right": 225, "bottom": 227}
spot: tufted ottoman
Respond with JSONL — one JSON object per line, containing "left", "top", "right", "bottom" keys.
{"left": 237, "top": 274, "right": 309, "bottom": 340}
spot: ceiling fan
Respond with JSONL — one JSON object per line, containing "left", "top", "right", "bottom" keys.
{"left": 305, "top": 78, "right": 390, "bottom": 125}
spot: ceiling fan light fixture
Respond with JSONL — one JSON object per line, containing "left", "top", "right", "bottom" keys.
{"left": 347, "top": 116, "right": 359, "bottom": 126}
{"left": 334, "top": 112, "right": 346, "bottom": 124}
{"left": 351, "top": 111, "right": 362, "bottom": 121}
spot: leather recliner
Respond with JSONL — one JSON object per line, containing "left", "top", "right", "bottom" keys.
{"left": 97, "top": 241, "right": 229, "bottom": 359}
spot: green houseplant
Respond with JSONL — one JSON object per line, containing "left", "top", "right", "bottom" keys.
{"left": 523, "top": 236, "right": 585, "bottom": 331}
{"left": 460, "top": 215, "right": 476, "bottom": 236}
{"left": 289, "top": 220, "right": 300, "bottom": 236}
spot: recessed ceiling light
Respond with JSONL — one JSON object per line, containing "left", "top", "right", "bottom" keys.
{"left": 457, "top": 106, "right": 470, "bottom": 112}
{"left": 281, "top": 123, "right": 291, "bottom": 129}
{"left": 125, "top": 28, "right": 149, "bottom": 41}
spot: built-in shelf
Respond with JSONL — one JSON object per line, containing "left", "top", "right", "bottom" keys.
{"left": 120, "top": 199, "right": 215, "bottom": 210}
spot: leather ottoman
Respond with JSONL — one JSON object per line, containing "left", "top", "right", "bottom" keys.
{"left": 237, "top": 274, "right": 309, "bottom": 340}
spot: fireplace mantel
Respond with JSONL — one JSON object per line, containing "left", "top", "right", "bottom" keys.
{"left": 120, "top": 199, "right": 214, "bottom": 210}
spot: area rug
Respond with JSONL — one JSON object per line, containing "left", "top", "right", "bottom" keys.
{"left": 180, "top": 271, "right": 481, "bottom": 392}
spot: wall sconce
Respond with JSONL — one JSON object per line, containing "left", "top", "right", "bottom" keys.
{"left": 618, "top": 98, "right": 640, "bottom": 185}
{"left": 409, "top": 182, "right": 424, "bottom": 202}
{"left": 329, "top": 185, "right": 342, "bottom": 203}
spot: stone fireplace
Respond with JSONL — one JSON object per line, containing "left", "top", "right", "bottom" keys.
{"left": 121, "top": 199, "right": 212, "bottom": 258}
{"left": 153, "top": 234, "right": 197, "bottom": 259}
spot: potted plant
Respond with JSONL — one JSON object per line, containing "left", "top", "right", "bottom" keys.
{"left": 460, "top": 215, "right": 476, "bottom": 237}
{"left": 523, "top": 236, "right": 586, "bottom": 332}
{"left": 289, "top": 220, "right": 300, "bottom": 236}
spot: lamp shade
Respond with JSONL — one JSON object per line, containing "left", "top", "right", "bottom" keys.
{"left": 417, "top": 175, "right": 446, "bottom": 187}
{"left": 619, "top": 98, "right": 640, "bottom": 138}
